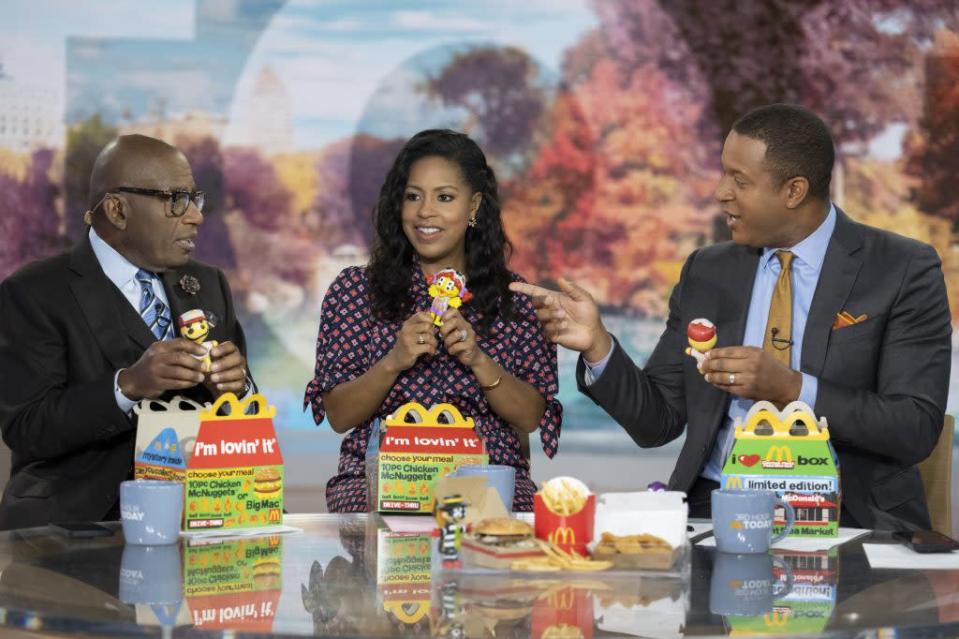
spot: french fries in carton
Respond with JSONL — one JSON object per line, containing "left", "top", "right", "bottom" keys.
{"left": 533, "top": 477, "right": 595, "bottom": 557}
{"left": 590, "top": 492, "right": 687, "bottom": 570}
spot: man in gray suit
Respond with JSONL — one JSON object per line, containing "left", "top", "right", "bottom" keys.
{"left": 512, "top": 104, "right": 951, "bottom": 531}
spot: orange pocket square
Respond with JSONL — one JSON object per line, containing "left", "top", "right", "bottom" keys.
{"left": 832, "top": 311, "right": 868, "bottom": 330}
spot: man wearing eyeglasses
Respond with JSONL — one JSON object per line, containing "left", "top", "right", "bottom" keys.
{"left": 0, "top": 134, "right": 253, "bottom": 530}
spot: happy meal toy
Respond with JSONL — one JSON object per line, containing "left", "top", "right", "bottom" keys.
{"left": 427, "top": 268, "right": 473, "bottom": 327}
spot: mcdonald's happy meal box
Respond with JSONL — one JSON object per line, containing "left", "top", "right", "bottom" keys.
{"left": 720, "top": 401, "right": 839, "bottom": 538}
{"left": 371, "top": 402, "right": 487, "bottom": 513}
{"left": 184, "top": 393, "right": 284, "bottom": 531}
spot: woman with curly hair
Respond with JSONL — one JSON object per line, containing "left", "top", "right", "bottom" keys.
{"left": 305, "top": 129, "right": 563, "bottom": 512}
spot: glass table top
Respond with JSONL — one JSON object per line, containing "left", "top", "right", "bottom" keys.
{"left": 0, "top": 513, "right": 956, "bottom": 638}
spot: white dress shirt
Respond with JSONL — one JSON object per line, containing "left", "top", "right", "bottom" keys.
{"left": 88, "top": 226, "right": 172, "bottom": 413}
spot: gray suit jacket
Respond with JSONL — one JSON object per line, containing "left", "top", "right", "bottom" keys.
{"left": 577, "top": 209, "right": 951, "bottom": 531}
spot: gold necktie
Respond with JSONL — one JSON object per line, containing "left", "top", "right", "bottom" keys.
{"left": 763, "top": 250, "right": 794, "bottom": 366}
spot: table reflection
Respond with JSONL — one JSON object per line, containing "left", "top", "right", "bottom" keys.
{"left": 0, "top": 515, "right": 952, "bottom": 638}
{"left": 183, "top": 535, "right": 283, "bottom": 631}
{"left": 711, "top": 548, "right": 838, "bottom": 635}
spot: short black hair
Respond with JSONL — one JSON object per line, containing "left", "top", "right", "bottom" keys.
{"left": 732, "top": 104, "right": 834, "bottom": 201}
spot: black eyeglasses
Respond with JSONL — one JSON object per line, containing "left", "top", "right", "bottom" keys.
{"left": 113, "top": 187, "right": 205, "bottom": 217}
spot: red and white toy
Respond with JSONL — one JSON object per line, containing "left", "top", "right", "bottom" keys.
{"left": 684, "top": 318, "right": 716, "bottom": 366}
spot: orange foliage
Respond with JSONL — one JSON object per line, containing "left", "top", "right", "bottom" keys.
{"left": 506, "top": 60, "right": 717, "bottom": 316}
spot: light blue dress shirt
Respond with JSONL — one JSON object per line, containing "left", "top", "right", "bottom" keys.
{"left": 88, "top": 226, "right": 172, "bottom": 413}
{"left": 586, "top": 205, "right": 838, "bottom": 482}
{"left": 702, "top": 204, "right": 836, "bottom": 480}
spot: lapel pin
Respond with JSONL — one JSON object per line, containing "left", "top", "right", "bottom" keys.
{"left": 179, "top": 275, "right": 201, "bottom": 295}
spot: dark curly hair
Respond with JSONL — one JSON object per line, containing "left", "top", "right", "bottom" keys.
{"left": 368, "top": 129, "right": 514, "bottom": 332}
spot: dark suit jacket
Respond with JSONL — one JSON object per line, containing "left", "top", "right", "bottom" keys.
{"left": 578, "top": 209, "right": 951, "bottom": 531}
{"left": 0, "top": 234, "right": 250, "bottom": 530}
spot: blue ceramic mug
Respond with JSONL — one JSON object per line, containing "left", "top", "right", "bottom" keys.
{"left": 711, "top": 489, "right": 795, "bottom": 553}
{"left": 120, "top": 480, "right": 184, "bottom": 545}
{"left": 450, "top": 465, "right": 516, "bottom": 511}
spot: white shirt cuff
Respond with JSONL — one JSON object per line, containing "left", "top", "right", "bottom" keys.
{"left": 114, "top": 369, "right": 137, "bottom": 414}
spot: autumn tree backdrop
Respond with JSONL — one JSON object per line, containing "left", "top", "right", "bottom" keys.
{"left": 1, "top": 0, "right": 957, "bottom": 506}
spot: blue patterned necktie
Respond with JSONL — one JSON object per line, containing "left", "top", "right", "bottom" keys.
{"left": 135, "top": 269, "right": 172, "bottom": 341}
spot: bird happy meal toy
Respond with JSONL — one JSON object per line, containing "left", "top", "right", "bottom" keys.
{"left": 179, "top": 308, "right": 218, "bottom": 372}
{"left": 427, "top": 268, "right": 472, "bottom": 327}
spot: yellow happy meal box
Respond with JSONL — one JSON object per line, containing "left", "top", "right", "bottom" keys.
{"left": 720, "top": 401, "right": 840, "bottom": 538}
{"left": 370, "top": 402, "right": 487, "bottom": 513}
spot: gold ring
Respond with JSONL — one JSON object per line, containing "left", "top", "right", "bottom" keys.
{"left": 417, "top": 334, "right": 426, "bottom": 345}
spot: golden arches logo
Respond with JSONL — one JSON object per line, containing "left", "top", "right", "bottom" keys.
{"left": 764, "top": 611, "right": 790, "bottom": 627}
{"left": 550, "top": 526, "right": 576, "bottom": 547}
{"left": 201, "top": 392, "right": 276, "bottom": 420}
{"left": 765, "top": 445, "right": 793, "bottom": 463}
{"left": 385, "top": 402, "right": 475, "bottom": 429}
{"left": 735, "top": 401, "right": 828, "bottom": 440}
{"left": 724, "top": 476, "right": 743, "bottom": 489}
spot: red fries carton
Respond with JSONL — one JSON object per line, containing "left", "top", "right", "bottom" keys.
{"left": 533, "top": 477, "right": 595, "bottom": 556}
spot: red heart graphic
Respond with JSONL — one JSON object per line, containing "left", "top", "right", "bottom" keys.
{"left": 738, "top": 454, "right": 760, "bottom": 467}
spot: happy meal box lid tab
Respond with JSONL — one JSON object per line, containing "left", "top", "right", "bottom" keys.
{"left": 185, "top": 393, "right": 284, "bottom": 531}
{"left": 733, "top": 401, "right": 830, "bottom": 441}
{"left": 134, "top": 396, "right": 209, "bottom": 482}
{"left": 385, "top": 402, "right": 478, "bottom": 429}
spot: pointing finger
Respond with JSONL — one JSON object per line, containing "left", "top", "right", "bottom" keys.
{"left": 556, "top": 277, "right": 592, "bottom": 302}
{"left": 510, "top": 281, "right": 557, "bottom": 298}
